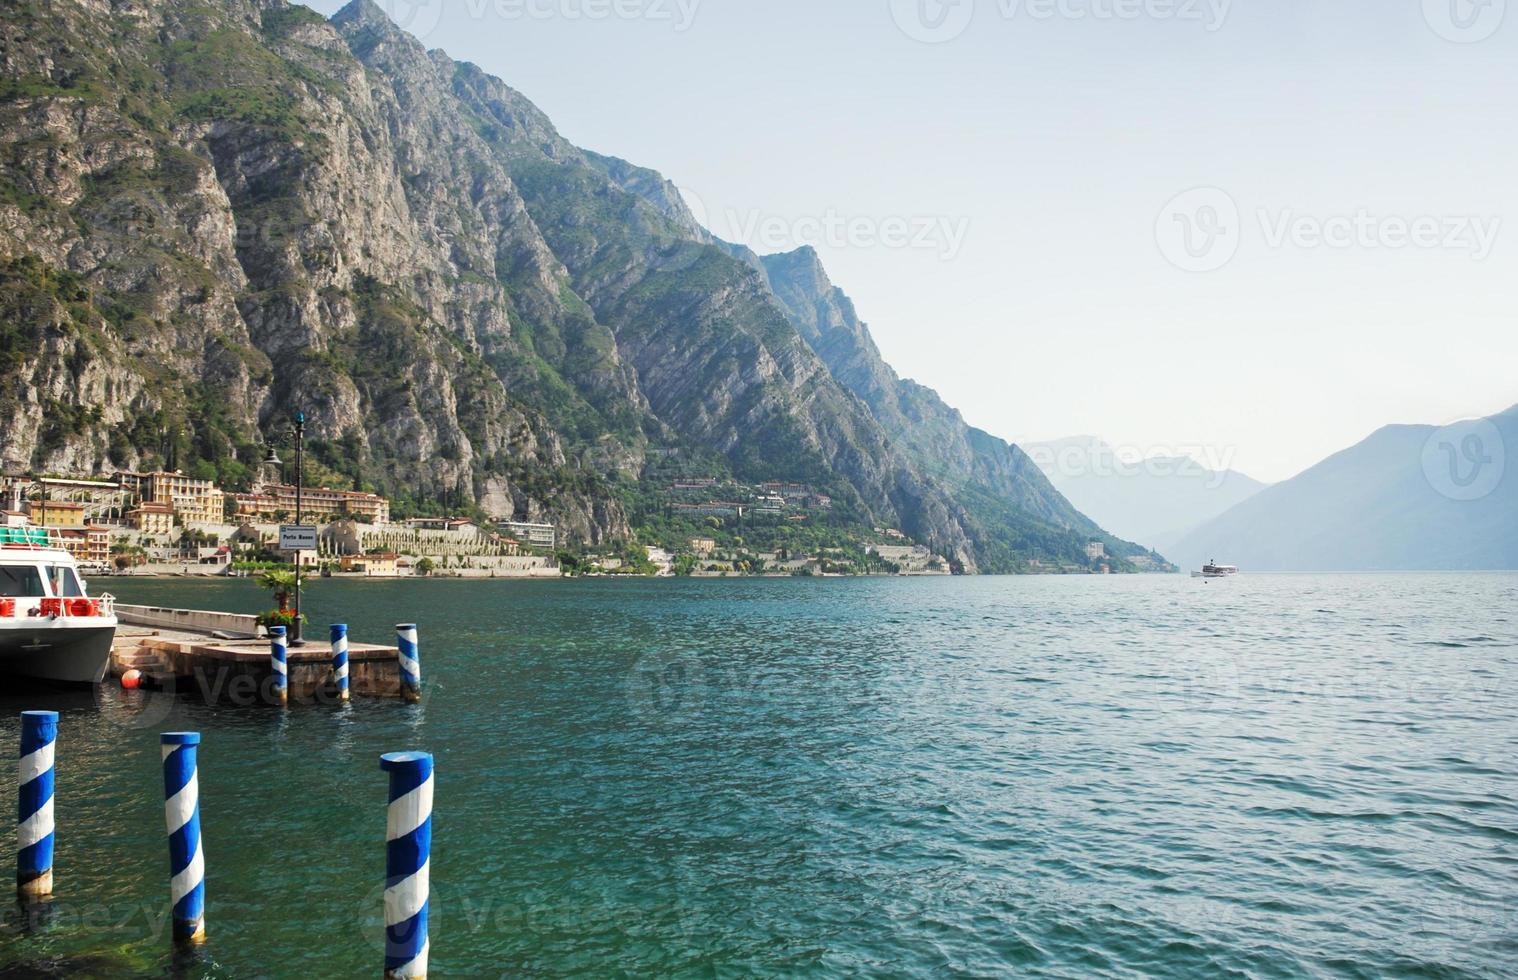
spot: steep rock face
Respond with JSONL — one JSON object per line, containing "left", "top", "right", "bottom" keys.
{"left": 584, "top": 161, "right": 1156, "bottom": 569}
{"left": 755, "top": 247, "right": 1148, "bottom": 567}
{"left": 390, "top": 12, "right": 992, "bottom": 567}
{"left": 1, "top": 0, "right": 1147, "bottom": 568}
{"left": 759, "top": 249, "right": 1070, "bottom": 516}
{"left": 0, "top": 0, "right": 627, "bottom": 538}
{"left": 332, "top": 4, "right": 653, "bottom": 459}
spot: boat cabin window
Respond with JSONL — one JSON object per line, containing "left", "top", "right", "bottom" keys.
{"left": 0, "top": 565, "right": 46, "bottom": 598}
{"left": 46, "top": 565, "right": 84, "bottom": 598}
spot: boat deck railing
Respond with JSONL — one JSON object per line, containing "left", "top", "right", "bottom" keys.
{"left": 0, "top": 526, "right": 70, "bottom": 550}
{"left": 0, "top": 593, "right": 116, "bottom": 620}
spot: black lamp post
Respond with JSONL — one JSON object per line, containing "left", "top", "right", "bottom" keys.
{"left": 262, "top": 412, "right": 306, "bottom": 644}
{"left": 292, "top": 412, "right": 305, "bottom": 644}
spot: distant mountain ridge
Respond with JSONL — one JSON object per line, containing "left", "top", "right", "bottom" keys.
{"left": 0, "top": 0, "right": 1157, "bottom": 571}
{"left": 1026, "top": 436, "right": 1268, "bottom": 548}
{"left": 1164, "top": 404, "right": 1518, "bottom": 571}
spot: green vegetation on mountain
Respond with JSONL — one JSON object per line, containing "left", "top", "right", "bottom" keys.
{"left": 0, "top": 0, "right": 1164, "bottom": 571}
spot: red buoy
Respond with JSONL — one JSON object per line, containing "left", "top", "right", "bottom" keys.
{"left": 121, "top": 669, "right": 143, "bottom": 691}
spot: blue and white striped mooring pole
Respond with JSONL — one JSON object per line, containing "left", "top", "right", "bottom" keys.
{"left": 382, "top": 751, "right": 433, "bottom": 979}
{"left": 161, "top": 732, "right": 206, "bottom": 945}
{"left": 396, "top": 625, "right": 421, "bottom": 704}
{"left": 17, "top": 710, "right": 58, "bottom": 901}
{"left": 331, "top": 624, "right": 351, "bottom": 702}
{"left": 270, "top": 625, "right": 289, "bottom": 705}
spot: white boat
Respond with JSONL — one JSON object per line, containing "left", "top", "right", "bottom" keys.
{"left": 1192, "top": 560, "right": 1240, "bottom": 579}
{"left": 1, "top": 525, "right": 118, "bottom": 686}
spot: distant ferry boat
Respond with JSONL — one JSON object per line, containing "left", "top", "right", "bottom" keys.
{"left": 1, "top": 524, "right": 118, "bottom": 686}
{"left": 1192, "top": 560, "right": 1240, "bottom": 579}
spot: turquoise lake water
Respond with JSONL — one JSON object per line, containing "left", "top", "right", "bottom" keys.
{"left": 1, "top": 573, "right": 1515, "bottom": 977}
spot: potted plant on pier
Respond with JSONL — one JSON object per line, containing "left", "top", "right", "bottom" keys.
{"left": 255, "top": 568, "right": 307, "bottom": 631}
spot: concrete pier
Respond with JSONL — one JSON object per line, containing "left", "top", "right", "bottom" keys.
{"left": 111, "top": 629, "right": 409, "bottom": 702}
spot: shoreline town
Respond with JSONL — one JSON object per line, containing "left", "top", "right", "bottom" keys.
{"left": 0, "top": 469, "right": 994, "bottom": 580}
{"left": 2, "top": 470, "right": 562, "bottom": 580}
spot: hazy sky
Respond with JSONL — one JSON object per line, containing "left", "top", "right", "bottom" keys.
{"left": 298, "top": 0, "right": 1516, "bottom": 482}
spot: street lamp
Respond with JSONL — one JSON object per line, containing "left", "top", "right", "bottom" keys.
{"left": 265, "top": 418, "right": 306, "bottom": 643}
{"left": 292, "top": 412, "right": 305, "bottom": 644}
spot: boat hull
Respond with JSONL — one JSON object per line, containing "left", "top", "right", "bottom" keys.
{"left": 0, "top": 622, "right": 116, "bottom": 687}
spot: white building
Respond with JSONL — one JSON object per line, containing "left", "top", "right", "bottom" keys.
{"left": 754, "top": 494, "right": 786, "bottom": 515}
{"left": 498, "top": 521, "right": 556, "bottom": 549}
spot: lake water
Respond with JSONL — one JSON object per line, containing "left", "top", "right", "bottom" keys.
{"left": 1, "top": 574, "right": 1515, "bottom": 977}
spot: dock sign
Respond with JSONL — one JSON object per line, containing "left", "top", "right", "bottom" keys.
{"left": 279, "top": 525, "right": 318, "bottom": 552}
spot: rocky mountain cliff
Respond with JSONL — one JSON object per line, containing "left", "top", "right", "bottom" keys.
{"left": 0, "top": 0, "right": 1156, "bottom": 571}
{"left": 751, "top": 247, "right": 1122, "bottom": 568}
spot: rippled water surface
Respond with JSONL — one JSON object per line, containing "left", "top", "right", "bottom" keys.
{"left": 2, "top": 573, "right": 1516, "bottom": 977}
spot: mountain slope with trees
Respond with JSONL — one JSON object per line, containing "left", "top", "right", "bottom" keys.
{"left": 0, "top": 0, "right": 1161, "bottom": 572}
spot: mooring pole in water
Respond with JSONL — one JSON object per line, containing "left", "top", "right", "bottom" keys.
{"left": 161, "top": 732, "right": 206, "bottom": 945}
{"left": 331, "top": 624, "right": 351, "bottom": 702}
{"left": 396, "top": 625, "right": 421, "bottom": 704}
{"left": 17, "top": 710, "right": 58, "bottom": 901}
{"left": 269, "top": 625, "right": 289, "bottom": 706}
{"left": 381, "top": 751, "right": 433, "bottom": 980}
